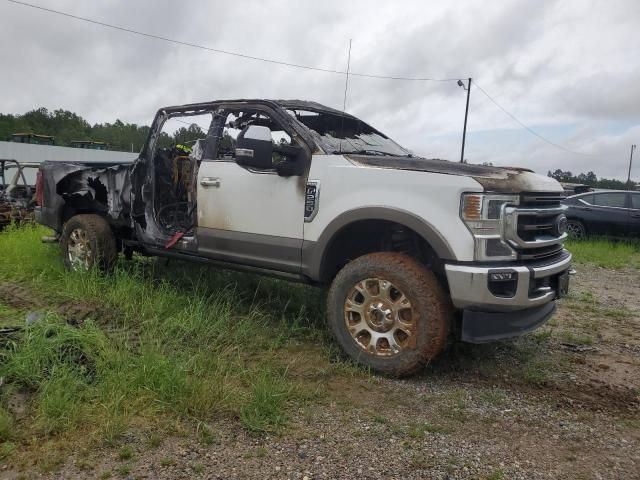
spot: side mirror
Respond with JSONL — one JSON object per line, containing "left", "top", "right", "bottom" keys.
{"left": 235, "top": 125, "right": 273, "bottom": 169}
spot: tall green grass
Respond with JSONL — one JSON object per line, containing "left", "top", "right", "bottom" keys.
{"left": 0, "top": 225, "right": 326, "bottom": 451}
{"left": 566, "top": 237, "right": 640, "bottom": 269}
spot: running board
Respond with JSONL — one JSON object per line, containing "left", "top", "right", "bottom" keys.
{"left": 144, "top": 247, "right": 312, "bottom": 284}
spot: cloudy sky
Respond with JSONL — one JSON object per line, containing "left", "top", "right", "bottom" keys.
{"left": 1, "top": 0, "right": 639, "bottom": 179}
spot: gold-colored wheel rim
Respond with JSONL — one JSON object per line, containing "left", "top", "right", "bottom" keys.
{"left": 343, "top": 278, "right": 415, "bottom": 357}
{"left": 67, "top": 228, "right": 93, "bottom": 271}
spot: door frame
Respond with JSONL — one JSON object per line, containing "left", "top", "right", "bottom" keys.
{"left": 194, "top": 103, "right": 315, "bottom": 272}
{"left": 130, "top": 101, "right": 318, "bottom": 250}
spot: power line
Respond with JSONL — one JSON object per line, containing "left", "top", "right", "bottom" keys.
{"left": 349, "top": 72, "right": 458, "bottom": 82}
{"left": 5, "top": 0, "right": 460, "bottom": 82}
{"left": 6, "top": 0, "right": 597, "bottom": 157}
{"left": 473, "top": 81, "right": 596, "bottom": 156}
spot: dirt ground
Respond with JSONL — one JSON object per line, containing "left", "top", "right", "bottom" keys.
{"left": 1, "top": 264, "right": 639, "bottom": 479}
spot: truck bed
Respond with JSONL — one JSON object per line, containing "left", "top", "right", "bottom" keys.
{"left": 37, "top": 161, "right": 133, "bottom": 233}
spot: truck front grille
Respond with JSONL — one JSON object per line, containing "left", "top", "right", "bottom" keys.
{"left": 518, "top": 243, "right": 564, "bottom": 261}
{"left": 503, "top": 192, "right": 567, "bottom": 260}
{"left": 520, "top": 193, "right": 564, "bottom": 208}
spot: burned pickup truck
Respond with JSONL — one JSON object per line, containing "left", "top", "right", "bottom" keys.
{"left": 35, "top": 99, "right": 572, "bottom": 375}
{"left": 1, "top": 159, "right": 39, "bottom": 230}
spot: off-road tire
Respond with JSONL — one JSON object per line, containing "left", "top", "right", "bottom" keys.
{"left": 60, "top": 214, "right": 117, "bottom": 272}
{"left": 327, "top": 252, "right": 452, "bottom": 377}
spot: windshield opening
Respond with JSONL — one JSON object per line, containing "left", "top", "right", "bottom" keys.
{"left": 286, "top": 109, "right": 411, "bottom": 157}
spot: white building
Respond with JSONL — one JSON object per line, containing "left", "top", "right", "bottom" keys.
{"left": 0, "top": 141, "right": 137, "bottom": 183}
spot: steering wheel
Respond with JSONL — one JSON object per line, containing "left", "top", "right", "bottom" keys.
{"left": 156, "top": 202, "right": 193, "bottom": 231}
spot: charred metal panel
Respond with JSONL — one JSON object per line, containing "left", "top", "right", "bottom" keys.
{"left": 52, "top": 163, "right": 132, "bottom": 227}
{"left": 346, "top": 155, "right": 562, "bottom": 194}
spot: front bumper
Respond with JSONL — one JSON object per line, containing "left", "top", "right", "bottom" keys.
{"left": 444, "top": 251, "right": 572, "bottom": 343}
{"left": 445, "top": 251, "right": 572, "bottom": 311}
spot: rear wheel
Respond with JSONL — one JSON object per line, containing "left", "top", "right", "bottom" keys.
{"left": 60, "top": 214, "right": 117, "bottom": 272}
{"left": 327, "top": 252, "right": 451, "bottom": 376}
{"left": 567, "top": 220, "right": 586, "bottom": 240}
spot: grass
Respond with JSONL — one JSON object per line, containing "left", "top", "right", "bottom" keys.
{"left": 484, "top": 469, "right": 506, "bottom": 480}
{"left": 406, "top": 420, "right": 451, "bottom": 437}
{"left": 558, "top": 331, "right": 595, "bottom": 346}
{"left": 115, "top": 464, "right": 131, "bottom": 477}
{"left": 566, "top": 237, "right": 640, "bottom": 269}
{"left": 159, "top": 457, "right": 176, "bottom": 467}
{"left": 440, "top": 330, "right": 562, "bottom": 387}
{"left": 475, "top": 387, "right": 508, "bottom": 408}
{"left": 239, "top": 369, "right": 293, "bottom": 433}
{"left": 2, "top": 225, "right": 632, "bottom": 471}
{"left": 148, "top": 434, "right": 162, "bottom": 448}
{"left": 562, "top": 289, "right": 633, "bottom": 336}
{"left": 0, "top": 303, "right": 25, "bottom": 328}
{"left": 0, "top": 224, "right": 328, "bottom": 459}
{"left": 118, "top": 445, "right": 134, "bottom": 461}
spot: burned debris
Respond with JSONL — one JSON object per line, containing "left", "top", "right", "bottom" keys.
{"left": 0, "top": 159, "right": 38, "bottom": 230}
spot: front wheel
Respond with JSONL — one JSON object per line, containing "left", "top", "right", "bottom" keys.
{"left": 60, "top": 214, "right": 117, "bottom": 272}
{"left": 326, "top": 252, "right": 452, "bottom": 376}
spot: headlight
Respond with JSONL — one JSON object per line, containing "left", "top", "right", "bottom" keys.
{"left": 460, "top": 193, "right": 519, "bottom": 261}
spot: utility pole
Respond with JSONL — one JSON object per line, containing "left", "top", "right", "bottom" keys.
{"left": 628, "top": 144, "right": 637, "bottom": 184}
{"left": 458, "top": 78, "right": 472, "bottom": 163}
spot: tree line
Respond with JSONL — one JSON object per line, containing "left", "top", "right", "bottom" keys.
{"left": 547, "top": 169, "right": 635, "bottom": 190}
{"left": 0, "top": 107, "right": 206, "bottom": 153}
{"left": 2, "top": 108, "right": 635, "bottom": 190}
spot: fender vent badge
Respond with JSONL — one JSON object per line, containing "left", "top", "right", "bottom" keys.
{"left": 304, "top": 181, "right": 320, "bottom": 222}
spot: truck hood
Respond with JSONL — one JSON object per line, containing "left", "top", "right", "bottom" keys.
{"left": 346, "top": 155, "right": 563, "bottom": 193}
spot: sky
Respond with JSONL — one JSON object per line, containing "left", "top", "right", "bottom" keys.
{"left": 1, "top": 0, "right": 639, "bottom": 180}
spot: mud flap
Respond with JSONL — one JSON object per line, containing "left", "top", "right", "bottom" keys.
{"left": 461, "top": 302, "right": 556, "bottom": 343}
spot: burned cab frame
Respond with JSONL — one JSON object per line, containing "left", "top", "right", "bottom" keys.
{"left": 37, "top": 100, "right": 317, "bottom": 254}
{"left": 128, "top": 100, "right": 316, "bottom": 253}
{"left": 0, "top": 159, "right": 39, "bottom": 230}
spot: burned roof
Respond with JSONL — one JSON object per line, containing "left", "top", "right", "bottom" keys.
{"left": 274, "top": 100, "right": 356, "bottom": 119}
{"left": 158, "top": 99, "right": 355, "bottom": 119}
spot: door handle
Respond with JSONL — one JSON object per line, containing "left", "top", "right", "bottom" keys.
{"left": 200, "top": 177, "right": 221, "bottom": 188}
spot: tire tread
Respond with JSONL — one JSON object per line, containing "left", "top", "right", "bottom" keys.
{"left": 327, "top": 252, "right": 452, "bottom": 377}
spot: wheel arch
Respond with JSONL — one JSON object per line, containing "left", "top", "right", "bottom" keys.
{"left": 302, "top": 207, "right": 455, "bottom": 283}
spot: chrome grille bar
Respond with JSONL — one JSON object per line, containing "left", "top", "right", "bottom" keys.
{"left": 503, "top": 205, "right": 568, "bottom": 249}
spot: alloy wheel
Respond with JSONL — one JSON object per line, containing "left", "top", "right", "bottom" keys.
{"left": 343, "top": 277, "right": 416, "bottom": 357}
{"left": 66, "top": 228, "right": 93, "bottom": 271}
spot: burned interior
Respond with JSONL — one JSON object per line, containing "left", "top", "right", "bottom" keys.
{"left": 0, "top": 159, "right": 38, "bottom": 230}
{"left": 150, "top": 110, "right": 213, "bottom": 235}
{"left": 149, "top": 104, "right": 307, "bottom": 237}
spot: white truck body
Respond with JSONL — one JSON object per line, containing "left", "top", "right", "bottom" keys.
{"left": 36, "top": 99, "right": 572, "bottom": 374}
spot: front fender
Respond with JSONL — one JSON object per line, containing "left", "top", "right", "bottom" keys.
{"left": 301, "top": 206, "right": 455, "bottom": 281}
